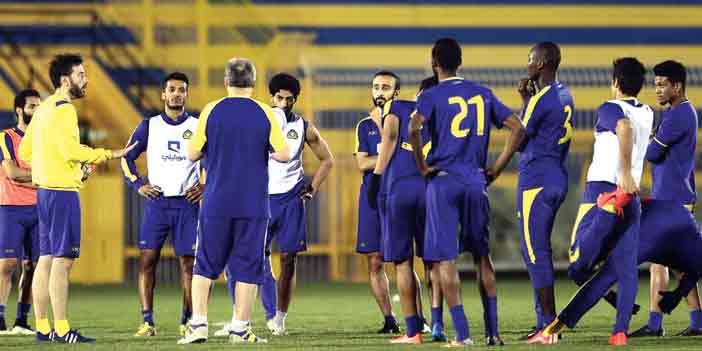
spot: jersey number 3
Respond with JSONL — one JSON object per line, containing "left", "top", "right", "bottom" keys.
{"left": 558, "top": 104, "right": 573, "bottom": 144}
{"left": 449, "top": 95, "right": 485, "bottom": 138}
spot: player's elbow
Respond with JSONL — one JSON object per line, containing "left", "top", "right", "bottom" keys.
{"left": 323, "top": 153, "right": 335, "bottom": 169}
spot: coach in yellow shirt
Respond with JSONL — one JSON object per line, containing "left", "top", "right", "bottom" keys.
{"left": 18, "top": 54, "right": 135, "bottom": 343}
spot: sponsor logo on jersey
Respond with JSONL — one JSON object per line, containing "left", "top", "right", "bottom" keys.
{"left": 287, "top": 129, "right": 299, "bottom": 140}
{"left": 183, "top": 130, "right": 193, "bottom": 139}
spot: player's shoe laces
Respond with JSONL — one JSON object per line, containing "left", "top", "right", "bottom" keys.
{"left": 213, "top": 323, "right": 232, "bottom": 337}
{"left": 442, "top": 338, "right": 474, "bottom": 347}
{"left": 35, "top": 329, "right": 56, "bottom": 342}
{"left": 177, "top": 323, "right": 208, "bottom": 344}
{"left": 378, "top": 320, "right": 401, "bottom": 334}
{"left": 608, "top": 332, "right": 627, "bottom": 346}
{"left": 9, "top": 321, "right": 35, "bottom": 335}
{"left": 596, "top": 189, "right": 632, "bottom": 217}
{"left": 486, "top": 335, "right": 504, "bottom": 346}
{"left": 229, "top": 328, "right": 268, "bottom": 344}
{"left": 526, "top": 329, "right": 558, "bottom": 345}
{"left": 627, "top": 325, "right": 664, "bottom": 337}
{"left": 55, "top": 329, "right": 96, "bottom": 343}
{"left": 267, "top": 318, "right": 287, "bottom": 336}
{"left": 134, "top": 323, "right": 157, "bottom": 337}
{"left": 431, "top": 324, "right": 448, "bottom": 342}
{"left": 674, "top": 327, "right": 702, "bottom": 337}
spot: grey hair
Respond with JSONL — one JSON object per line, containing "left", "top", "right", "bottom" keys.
{"left": 225, "top": 58, "right": 256, "bottom": 88}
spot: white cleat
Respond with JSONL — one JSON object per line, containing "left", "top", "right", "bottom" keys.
{"left": 229, "top": 328, "right": 267, "bottom": 344}
{"left": 177, "top": 324, "right": 208, "bottom": 344}
{"left": 267, "top": 319, "right": 287, "bottom": 336}
{"left": 10, "top": 325, "right": 36, "bottom": 336}
{"left": 213, "top": 323, "right": 232, "bottom": 337}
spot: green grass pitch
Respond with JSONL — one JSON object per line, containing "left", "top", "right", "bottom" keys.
{"left": 1, "top": 279, "right": 699, "bottom": 350}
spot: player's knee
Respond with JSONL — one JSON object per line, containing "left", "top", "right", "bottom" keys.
{"left": 367, "top": 253, "right": 383, "bottom": 273}
{"left": 0, "top": 259, "right": 18, "bottom": 276}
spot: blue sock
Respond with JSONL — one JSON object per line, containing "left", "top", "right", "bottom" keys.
{"left": 449, "top": 305, "right": 470, "bottom": 342}
{"left": 542, "top": 314, "right": 556, "bottom": 327}
{"left": 647, "top": 311, "right": 663, "bottom": 331}
{"left": 485, "top": 296, "right": 499, "bottom": 337}
{"left": 384, "top": 314, "right": 397, "bottom": 326}
{"left": 690, "top": 310, "right": 702, "bottom": 330}
{"left": 261, "top": 255, "right": 277, "bottom": 321}
{"left": 405, "top": 315, "right": 420, "bottom": 337}
{"left": 533, "top": 289, "right": 544, "bottom": 328}
{"left": 142, "top": 309, "right": 154, "bottom": 326}
{"left": 431, "top": 306, "right": 444, "bottom": 330}
{"left": 0, "top": 305, "right": 5, "bottom": 320}
{"left": 227, "top": 273, "right": 237, "bottom": 306}
{"left": 180, "top": 307, "right": 192, "bottom": 325}
{"left": 16, "top": 303, "right": 31, "bottom": 324}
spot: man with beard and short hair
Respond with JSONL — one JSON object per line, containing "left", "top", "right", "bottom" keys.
{"left": 121, "top": 72, "right": 203, "bottom": 337}
{"left": 354, "top": 71, "right": 401, "bottom": 334}
{"left": 19, "top": 53, "right": 136, "bottom": 343}
{"left": 0, "top": 89, "right": 40, "bottom": 336}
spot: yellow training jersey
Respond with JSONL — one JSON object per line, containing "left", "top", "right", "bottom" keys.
{"left": 19, "top": 93, "right": 112, "bottom": 191}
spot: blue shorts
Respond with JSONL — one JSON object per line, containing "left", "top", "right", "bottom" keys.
{"left": 356, "top": 182, "right": 381, "bottom": 254}
{"left": 37, "top": 189, "right": 81, "bottom": 258}
{"left": 0, "top": 206, "right": 39, "bottom": 261}
{"left": 193, "top": 216, "right": 268, "bottom": 284}
{"left": 381, "top": 176, "right": 425, "bottom": 262}
{"left": 424, "top": 173, "right": 490, "bottom": 262}
{"left": 517, "top": 185, "right": 566, "bottom": 289}
{"left": 139, "top": 197, "right": 198, "bottom": 257}
{"left": 266, "top": 182, "right": 307, "bottom": 254}
{"left": 639, "top": 200, "right": 702, "bottom": 271}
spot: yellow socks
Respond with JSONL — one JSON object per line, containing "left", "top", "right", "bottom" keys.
{"left": 55, "top": 320, "right": 71, "bottom": 337}
{"left": 36, "top": 318, "right": 51, "bottom": 335}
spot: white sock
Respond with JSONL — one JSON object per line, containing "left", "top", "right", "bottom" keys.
{"left": 191, "top": 315, "right": 208, "bottom": 327}
{"left": 230, "top": 319, "right": 249, "bottom": 333}
{"left": 274, "top": 311, "right": 287, "bottom": 324}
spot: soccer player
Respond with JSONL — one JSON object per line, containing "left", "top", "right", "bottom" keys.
{"left": 354, "top": 71, "right": 400, "bottom": 334}
{"left": 121, "top": 72, "right": 203, "bottom": 337}
{"left": 629, "top": 60, "right": 702, "bottom": 338}
{"left": 528, "top": 57, "right": 653, "bottom": 346}
{"left": 367, "top": 76, "right": 446, "bottom": 344}
{"left": 18, "top": 54, "right": 137, "bottom": 343}
{"left": 409, "top": 38, "right": 525, "bottom": 347}
{"left": 515, "top": 42, "right": 574, "bottom": 337}
{"left": 0, "top": 89, "right": 40, "bottom": 335}
{"left": 218, "top": 72, "right": 334, "bottom": 336}
{"left": 178, "top": 58, "right": 290, "bottom": 345}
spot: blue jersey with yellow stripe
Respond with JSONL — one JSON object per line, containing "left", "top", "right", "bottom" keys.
{"left": 416, "top": 77, "right": 512, "bottom": 186}
{"left": 518, "top": 81, "right": 574, "bottom": 188}
{"left": 381, "top": 99, "right": 430, "bottom": 190}
{"left": 190, "top": 96, "right": 286, "bottom": 218}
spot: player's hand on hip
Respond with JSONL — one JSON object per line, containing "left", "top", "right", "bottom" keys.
{"left": 658, "top": 290, "right": 683, "bottom": 314}
{"left": 112, "top": 141, "right": 139, "bottom": 159}
{"left": 617, "top": 173, "right": 639, "bottom": 194}
{"left": 138, "top": 184, "right": 162, "bottom": 200}
{"left": 299, "top": 183, "right": 315, "bottom": 202}
{"left": 421, "top": 166, "right": 439, "bottom": 179}
{"left": 185, "top": 183, "right": 204, "bottom": 203}
{"left": 485, "top": 166, "right": 500, "bottom": 185}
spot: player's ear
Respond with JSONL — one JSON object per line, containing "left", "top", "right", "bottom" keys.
{"left": 674, "top": 82, "right": 683, "bottom": 95}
